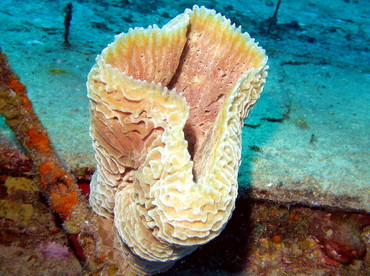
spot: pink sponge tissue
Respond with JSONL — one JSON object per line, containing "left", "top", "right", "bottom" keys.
{"left": 38, "top": 241, "right": 71, "bottom": 260}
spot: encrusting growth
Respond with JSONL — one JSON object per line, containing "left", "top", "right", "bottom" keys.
{"left": 0, "top": 50, "right": 81, "bottom": 222}
{"left": 0, "top": 50, "right": 131, "bottom": 274}
{"left": 87, "top": 5, "right": 268, "bottom": 275}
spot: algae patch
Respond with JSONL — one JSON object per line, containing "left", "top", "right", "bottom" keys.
{"left": 0, "top": 200, "right": 34, "bottom": 226}
{"left": 48, "top": 68, "right": 71, "bottom": 75}
{"left": 293, "top": 118, "right": 309, "bottom": 129}
{"left": 5, "top": 176, "right": 38, "bottom": 194}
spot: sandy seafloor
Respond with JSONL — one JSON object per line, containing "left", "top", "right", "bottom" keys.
{"left": 0, "top": 0, "right": 369, "bottom": 214}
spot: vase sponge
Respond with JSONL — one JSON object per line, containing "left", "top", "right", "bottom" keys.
{"left": 87, "top": 5, "right": 268, "bottom": 275}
